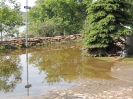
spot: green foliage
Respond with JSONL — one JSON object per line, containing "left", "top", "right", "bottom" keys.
{"left": 28, "top": 0, "right": 90, "bottom": 37}
{"left": 83, "top": 0, "right": 133, "bottom": 48}
{"left": 0, "top": 0, "right": 22, "bottom": 41}
{"left": 0, "top": 45, "right": 5, "bottom": 50}
{"left": 28, "top": 17, "right": 63, "bottom": 37}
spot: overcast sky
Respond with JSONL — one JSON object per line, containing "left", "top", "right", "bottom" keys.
{"left": 17, "top": 0, "right": 37, "bottom": 11}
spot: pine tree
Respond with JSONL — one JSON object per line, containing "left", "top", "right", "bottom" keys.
{"left": 83, "top": 0, "right": 133, "bottom": 56}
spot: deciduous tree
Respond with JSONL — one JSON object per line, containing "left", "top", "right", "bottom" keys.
{"left": 28, "top": 0, "right": 91, "bottom": 37}
{"left": 0, "top": 0, "right": 22, "bottom": 41}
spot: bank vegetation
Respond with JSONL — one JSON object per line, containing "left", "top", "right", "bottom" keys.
{"left": 1, "top": 0, "right": 133, "bottom": 57}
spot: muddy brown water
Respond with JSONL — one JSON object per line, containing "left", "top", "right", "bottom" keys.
{"left": 0, "top": 43, "right": 116, "bottom": 99}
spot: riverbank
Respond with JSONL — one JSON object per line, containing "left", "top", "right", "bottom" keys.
{"left": 24, "top": 61, "right": 133, "bottom": 99}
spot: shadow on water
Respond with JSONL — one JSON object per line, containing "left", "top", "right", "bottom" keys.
{"left": 0, "top": 43, "right": 115, "bottom": 98}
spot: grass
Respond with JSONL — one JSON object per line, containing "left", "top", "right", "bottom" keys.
{"left": 95, "top": 56, "right": 133, "bottom": 64}
{"left": 95, "top": 57, "right": 117, "bottom": 62}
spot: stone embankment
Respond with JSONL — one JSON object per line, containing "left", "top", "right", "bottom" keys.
{"left": 0, "top": 34, "right": 82, "bottom": 48}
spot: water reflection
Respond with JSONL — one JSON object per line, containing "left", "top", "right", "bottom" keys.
{"left": 0, "top": 54, "right": 22, "bottom": 93}
{"left": 28, "top": 45, "right": 113, "bottom": 85}
{"left": 0, "top": 43, "right": 115, "bottom": 98}
{"left": 25, "top": 48, "right": 32, "bottom": 96}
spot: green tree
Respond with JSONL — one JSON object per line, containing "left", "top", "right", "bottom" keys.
{"left": 83, "top": 0, "right": 133, "bottom": 56}
{"left": 28, "top": 0, "right": 90, "bottom": 37}
{"left": 43, "top": 0, "right": 88, "bottom": 35}
{"left": 127, "top": 0, "right": 133, "bottom": 16}
{"left": 0, "top": 0, "right": 22, "bottom": 41}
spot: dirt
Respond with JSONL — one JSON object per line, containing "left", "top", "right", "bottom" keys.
{"left": 25, "top": 62, "right": 133, "bottom": 99}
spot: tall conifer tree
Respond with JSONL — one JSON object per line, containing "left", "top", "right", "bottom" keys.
{"left": 83, "top": 0, "right": 133, "bottom": 56}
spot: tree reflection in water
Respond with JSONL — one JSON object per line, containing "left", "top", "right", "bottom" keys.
{"left": 29, "top": 45, "right": 113, "bottom": 85}
{"left": 0, "top": 55, "right": 22, "bottom": 93}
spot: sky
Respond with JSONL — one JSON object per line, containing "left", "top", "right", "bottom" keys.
{"left": 17, "top": 0, "right": 37, "bottom": 11}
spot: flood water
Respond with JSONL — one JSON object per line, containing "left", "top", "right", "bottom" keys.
{"left": 0, "top": 43, "right": 114, "bottom": 99}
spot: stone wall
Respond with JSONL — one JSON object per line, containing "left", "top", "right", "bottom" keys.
{"left": 0, "top": 34, "right": 82, "bottom": 48}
